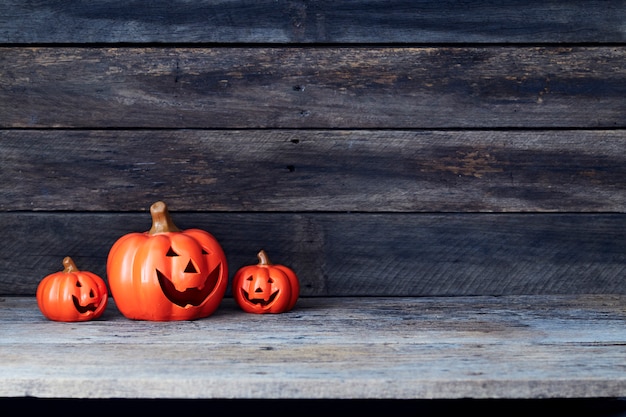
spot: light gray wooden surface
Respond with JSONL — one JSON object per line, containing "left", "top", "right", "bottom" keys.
{"left": 1, "top": 295, "right": 625, "bottom": 400}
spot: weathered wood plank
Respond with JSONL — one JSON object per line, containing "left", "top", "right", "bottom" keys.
{"left": 1, "top": 212, "right": 624, "bottom": 296}
{"left": 1, "top": 1, "right": 625, "bottom": 44}
{"left": 1, "top": 295, "right": 625, "bottom": 399}
{"left": 2, "top": 129, "right": 625, "bottom": 212}
{"left": 2, "top": 47, "right": 625, "bottom": 128}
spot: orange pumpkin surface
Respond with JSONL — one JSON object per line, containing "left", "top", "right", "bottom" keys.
{"left": 232, "top": 250, "right": 299, "bottom": 314}
{"left": 36, "top": 257, "right": 108, "bottom": 322}
{"left": 107, "top": 201, "right": 228, "bottom": 321}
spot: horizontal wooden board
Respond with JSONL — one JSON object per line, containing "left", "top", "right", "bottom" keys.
{"left": 1, "top": 129, "right": 625, "bottom": 213}
{"left": 1, "top": 295, "right": 625, "bottom": 399}
{"left": 2, "top": 47, "right": 625, "bottom": 129}
{"left": 1, "top": 1, "right": 625, "bottom": 44}
{"left": 1, "top": 212, "right": 624, "bottom": 296}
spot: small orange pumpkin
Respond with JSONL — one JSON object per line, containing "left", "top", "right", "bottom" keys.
{"left": 232, "top": 250, "right": 299, "bottom": 314}
{"left": 106, "top": 201, "right": 228, "bottom": 321}
{"left": 36, "top": 257, "right": 108, "bottom": 322}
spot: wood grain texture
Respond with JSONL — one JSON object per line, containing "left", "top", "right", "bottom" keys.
{"left": 2, "top": 0, "right": 625, "bottom": 403}
{"left": 1, "top": 129, "right": 625, "bottom": 212}
{"left": 2, "top": 47, "right": 625, "bottom": 128}
{"left": 1, "top": 295, "right": 625, "bottom": 399}
{"left": 1, "top": 212, "right": 624, "bottom": 296}
{"left": 1, "top": 1, "right": 625, "bottom": 44}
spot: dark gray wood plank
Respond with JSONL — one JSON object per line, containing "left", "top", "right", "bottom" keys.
{"left": 1, "top": 212, "right": 624, "bottom": 296}
{"left": 2, "top": 130, "right": 625, "bottom": 213}
{"left": 1, "top": 295, "right": 625, "bottom": 399}
{"left": 2, "top": 47, "right": 625, "bottom": 128}
{"left": 1, "top": 1, "right": 625, "bottom": 44}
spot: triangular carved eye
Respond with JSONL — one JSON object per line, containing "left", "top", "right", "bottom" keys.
{"left": 201, "top": 249, "right": 209, "bottom": 255}
{"left": 166, "top": 248, "right": 178, "bottom": 257}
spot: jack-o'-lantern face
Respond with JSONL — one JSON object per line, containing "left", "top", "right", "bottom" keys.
{"left": 72, "top": 279, "right": 105, "bottom": 314}
{"left": 153, "top": 239, "right": 222, "bottom": 308}
{"left": 232, "top": 250, "right": 299, "bottom": 314}
{"left": 37, "top": 257, "right": 108, "bottom": 322}
{"left": 240, "top": 269, "right": 281, "bottom": 307}
{"left": 107, "top": 201, "right": 228, "bottom": 321}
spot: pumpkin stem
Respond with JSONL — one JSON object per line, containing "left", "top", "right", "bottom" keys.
{"left": 148, "top": 201, "right": 181, "bottom": 234}
{"left": 257, "top": 250, "right": 272, "bottom": 265}
{"left": 62, "top": 256, "right": 78, "bottom": 273}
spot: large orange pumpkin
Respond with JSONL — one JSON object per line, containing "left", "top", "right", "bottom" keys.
{"left": 36, "top": 257, "right": 108, "bottom": 322}
{"left": 232, "top": 250, "right": 299, "bottom": 314}
{"left": 106, "top": 201, "right": 228, "bottom": 321}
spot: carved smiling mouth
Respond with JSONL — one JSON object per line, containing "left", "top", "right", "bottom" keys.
{"left": 156, "top": 264, "right": 221, "bottom": 307}
{"left": 72, "top": 296, "right": 100, "bottom": 314}
{"left": 242, "top": 290, "right": 279, "bottom": 306}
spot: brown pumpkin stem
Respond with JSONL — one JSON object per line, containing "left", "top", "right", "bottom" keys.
{"left": 62, "top": 256, "right": 78, "bottom": 273}
{"left": 257, "top": 250, "right": 272, "bottom": 266}
{"left": 148, "top": 201, "right": 181, "bottom": 234}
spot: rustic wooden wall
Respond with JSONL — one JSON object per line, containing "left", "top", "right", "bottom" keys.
{"left": 1, "top": 1, "right": 625, "bottom": 296}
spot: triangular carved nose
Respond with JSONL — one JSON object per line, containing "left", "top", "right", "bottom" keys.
{"left": 255, "top": 287, "right": 263, "bottom": 293}
{"left": 184, "top": 260, "right": 197, "bottom": 273}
